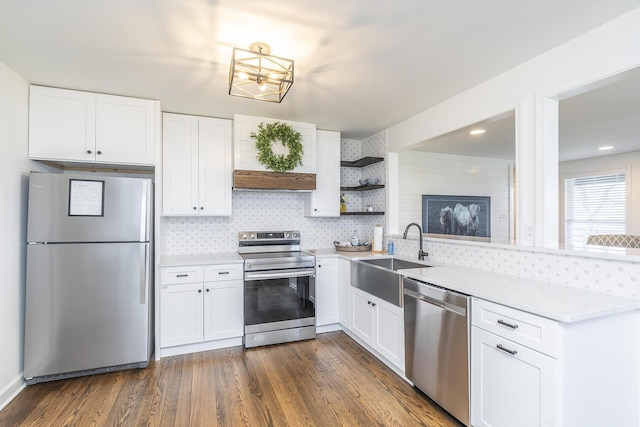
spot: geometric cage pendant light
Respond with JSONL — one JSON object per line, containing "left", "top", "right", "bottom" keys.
{"left": 228, "top": 42, "right": 294, "bottom": 103}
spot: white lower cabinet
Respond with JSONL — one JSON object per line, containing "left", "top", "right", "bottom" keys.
{"left": 471, "top": 327, "right": 556, "bottom": 427}
{"left": 160, "top": 281, "right": 204, "bottom": 348}
{"left": 315, "top": 257, "right": 339, "bottom": 327}
{"left": 160, "top": 264, "right": 243, "bottom": 356}
{"left": 470, "top": 297, "right": 638, "bottom": 427}
{"left": 337, "top": 258, "right": 352, "bottom": 330}
{"left": 351, "top": 287, "right": 404, "bottom": 370}
{"left": 202, "top": 265, "right": 244, "bottom": 341}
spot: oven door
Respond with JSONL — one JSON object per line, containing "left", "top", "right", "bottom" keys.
{"left": 244, "top": 267, "right": 316, "bottom": 334}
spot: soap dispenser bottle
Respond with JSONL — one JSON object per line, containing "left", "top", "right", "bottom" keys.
{"left": 351, "top": 230, "right": 360, "bottom": 246}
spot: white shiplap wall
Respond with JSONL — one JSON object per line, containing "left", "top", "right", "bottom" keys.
{"left": 233, "top": 114, "right": 317, "bottom": 173}
{"left": 398, "top": 150, "right": 514, "bottom": 242}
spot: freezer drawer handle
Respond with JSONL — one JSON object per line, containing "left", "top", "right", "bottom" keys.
{"left": 496, "top": 344, "right": 518, "bottom": 356}
{"left": 218, "top": 271, "right": 230, "bottom": 275}
{"left": 497, "top": 319, "right": 519, "bottom": 329}
{"left": 176, "top": 274, "right": 189, "bottom": 278}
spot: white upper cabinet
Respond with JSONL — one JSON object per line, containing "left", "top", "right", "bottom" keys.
{"left": 95, "top": 94, "right": 156, "bottom": 165}
{"left": 29, "top": 85, "right": 158, "bottom": 166}
{"left": 305, "top": 130, "right": 341, "bottom": 217}
{"left": 162, "top": 113, "right": 232, "bottom": 216}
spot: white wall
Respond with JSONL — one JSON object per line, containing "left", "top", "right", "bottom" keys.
{"left": 0, "top": 62, "right": 50, "bottom": 409}
{"left": 398, "top": 151, "right": 513, "bottom": 242}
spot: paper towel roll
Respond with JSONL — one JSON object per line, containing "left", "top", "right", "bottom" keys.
{"left": 373, "top": 224, "right": 383, "bottom": 251}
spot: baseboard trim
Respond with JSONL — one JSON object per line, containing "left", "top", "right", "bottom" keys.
{"left": 0, "top": 373, "right": 26, "bottom": 412}
{"left": 159, "top": 337, "right": 243, "bottom": 358}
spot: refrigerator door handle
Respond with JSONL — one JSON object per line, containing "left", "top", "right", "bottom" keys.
{"left": 140, "top": 179, "right": 149, "bottom": 242}
{"left": 140, "top": 244, "right": 148, "bottom": 304}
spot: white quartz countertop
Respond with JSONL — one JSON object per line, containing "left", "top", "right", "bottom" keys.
{"left": 400, "top": 264, "right": 640, "bottom": 323}
{"left": 159, "top": 249, "right": 639, "bottom": 323}
{"left": 159, "top": 253, "right": 243, "bottom": 267}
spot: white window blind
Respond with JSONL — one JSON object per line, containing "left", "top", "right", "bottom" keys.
{"left": 564, "top": 172, "right": 626, "bottom": 247}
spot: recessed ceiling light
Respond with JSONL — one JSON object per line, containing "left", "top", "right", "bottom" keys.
{"left": 470, "top": 129, "right": 485, "bottom": 135}
{"left": 598, "top": 146, "right": 614, "bottom": 151}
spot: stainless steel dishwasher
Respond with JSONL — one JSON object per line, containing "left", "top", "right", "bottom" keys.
{"left": 403, "top": 276, "right": 470, "bottom": 426}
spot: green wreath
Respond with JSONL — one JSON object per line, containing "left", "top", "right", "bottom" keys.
{"left": 251, "top": 122, "right": 303, "bottom": 173}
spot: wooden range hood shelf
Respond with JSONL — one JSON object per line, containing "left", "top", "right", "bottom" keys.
{"left": 233, "top": 170, "right": 316, "bottom": 191}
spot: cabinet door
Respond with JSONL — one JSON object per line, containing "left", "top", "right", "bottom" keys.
{"left": 162, "top": 113, "right": 199, "bottom": 215}
{"left": 199, "top": 117, "right": 232, "bottom": 216}
{"left": 351, "top": 288, "right": 374, "bottom": 344}
{"left": 315, "top": 257, "right": 339, "bottom": 326}
{"left": 373, "top": 299, "right": 404, "bottom": 370}
{"left": 203, "top": 279, "right": 243, "bottom": 341}
{"left": 471, "top": 327, "right": 557, "bottom": 427}
{"left": 29, "top": 86, "right": 96, "bottom": 162}
{"left": 337, "top": 258, "right": 352, "bottom": 329}
{"left": 160, "top": 283, "right": 204, "bottom": 347}
{"left": 305, "top": 130, "right": 340, "bottom": 217}
{"left": 95, "top": 94, "right": 157, "bottom": 165}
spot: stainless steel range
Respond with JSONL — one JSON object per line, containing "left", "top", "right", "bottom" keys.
{"left": 239, "top": 231, "right": 316, "bottom": 348}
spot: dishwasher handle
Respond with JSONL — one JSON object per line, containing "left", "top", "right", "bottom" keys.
{"left": 403, "top": 288, "right": 467, "bottom": 317}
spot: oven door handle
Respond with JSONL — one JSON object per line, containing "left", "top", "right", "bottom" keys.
{"left": 245, "top": 268, "right": 316, "bottom": 281}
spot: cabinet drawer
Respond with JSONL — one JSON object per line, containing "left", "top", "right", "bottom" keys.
{"left": 472, "top": 298, "right": 559, "bottom": 357}
{"left": 203, "top": 264, "right": 243, "bottom": 282}
{"left": 160, "top": 266, "right": 204, "bottom": 285}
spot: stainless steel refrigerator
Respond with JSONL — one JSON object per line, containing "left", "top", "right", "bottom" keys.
{"left": 24, "top": 172, "right": 152, "bottom": 384}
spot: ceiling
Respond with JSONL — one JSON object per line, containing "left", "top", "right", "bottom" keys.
{"left": 0, "top": 1, "right": 639, "bottom": 140}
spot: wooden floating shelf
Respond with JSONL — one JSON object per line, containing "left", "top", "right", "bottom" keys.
{"left": 341, "top": 184, "right": 385, "bottom": 192}
{"left": 340, "top": 211, "right": 385, "bottom": 216}
{"left": 340, "top": 157, "right": 384, "bottom": 168}
{"left": 233, "top": 170, "right": 316, "bottom": 190}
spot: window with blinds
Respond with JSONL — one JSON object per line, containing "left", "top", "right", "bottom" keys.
{"left": 564, "top": 172, "right": 626, "bottom": 247}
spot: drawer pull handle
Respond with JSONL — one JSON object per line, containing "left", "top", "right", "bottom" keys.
{"left": 218, "top": 271, "right": 230, "bottom": 275}
{"left": 497, "top": 319, "right": 518, "bottom": 329}
{"left": 497, "top": 344, "right": 517, "bottom": 356}
{"left": 176, "top": 274, "right": 189, "bottom": 278}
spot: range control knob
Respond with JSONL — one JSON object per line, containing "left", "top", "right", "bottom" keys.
{"left": 250, "top": 233, "right": 256, "bottom": 240}
{"left": 284, "top": 232, "right": 291, "bottom": 239}
{"left": 241, "top": 233, "right": 248, "bottom": 240}
{"left": 292, "top": 232, "right": 299, "bottom": 239}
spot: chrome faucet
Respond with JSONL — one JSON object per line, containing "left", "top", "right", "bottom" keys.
{"left": 403, "top": 223, "right": 428, "bottom": 260}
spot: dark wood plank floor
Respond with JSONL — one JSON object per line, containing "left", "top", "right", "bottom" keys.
{"left": 0, "top": 331, "right": 462, "bottom": 426}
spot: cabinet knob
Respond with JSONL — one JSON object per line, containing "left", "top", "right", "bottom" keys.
{"left": 193, "top": 207, "right": 197, "bottom": 210}
{"left": 198, "top": 289, "right": 202, "bottom": 293}
{"left": 96, "top": 150, "right": 102, "bottom": 155}
{"left": 200, "top": 207, "right": 204, "bottom": 210}
{"left": 86, "top": 150, "right": 92, "bottom": 154}
{"left": 206, "top": 288, "right": 210, "bottom": 292}
{"left": 367, "top": 301, "right": 372, "bottom": 305}
{"left": 318, "top": 264, "right": 321, "bottom": 268}
{"left": 371, "top": 302, "right": 376, "bottom": 307}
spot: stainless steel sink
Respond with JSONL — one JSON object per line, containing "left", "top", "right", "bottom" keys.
{"left": 357, "top": 257, "right": 427, "bottom": 271}
{"left": 351, "top": 258, "right": 430, "bottom": 306}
